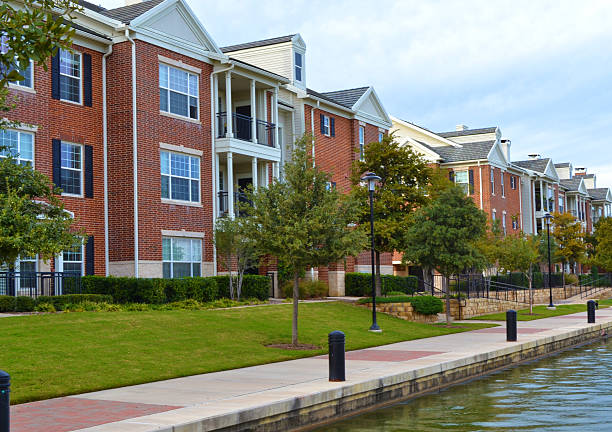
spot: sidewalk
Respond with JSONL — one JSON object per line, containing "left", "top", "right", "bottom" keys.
{"left": 11, "top": 308, "right": 612, "bottom": 432}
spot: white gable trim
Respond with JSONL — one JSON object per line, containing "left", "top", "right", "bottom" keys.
{"left": 487, "top": 140, "right": 510, "bottom": 167}
{"left": 352, "top": 87, "right": 392, "bottom": 128}
{"left": 390, "top": 115, "right": 461, "bottom": 148}
{"left": 543, "top": 159, "right": 560, "bottom": 182}
{"left": 402, "top": 137, "right": 442, "bottom": 162}
{"left": 291, "top": 34, "right": 307, "bottom": 50}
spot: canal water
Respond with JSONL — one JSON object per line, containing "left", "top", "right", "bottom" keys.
{"left": 317, "top": 338, "right": 612, "bottom": 431}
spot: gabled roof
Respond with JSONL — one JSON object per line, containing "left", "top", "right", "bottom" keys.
{"left": 555, "top": 162, "right": 571, "bottom": 168}
{"left": 560, "top": 178, "right": 585, "bottom": 193}
{"left": 78, "top": 0, "right": 107, "bottom": 14}
{"left": 320, "top": 87, "right": 369, "bottom": 109}
{"left": 97, "top": 0, "right": 165, "bottom": 23}
{"left": 420, "top": 140, "right": 496, "bottom": 163}
{"left": 514, "top": 158, "right": 550, "bottom": 173}
{"left": 306, "top": 88, "right": 353, "bottom": 111}
{"left": 588, "top": 188, "right": 611, "bottom": 201}
{"left": 438, "top": 127, "right": 497, "bottom": 138}
{"left": 221, "top": 34, "right": 297, "bottom": 53}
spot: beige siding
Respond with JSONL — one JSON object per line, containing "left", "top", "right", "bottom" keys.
{"left": 227, "top": 42, "right": 294, "bottom": 81}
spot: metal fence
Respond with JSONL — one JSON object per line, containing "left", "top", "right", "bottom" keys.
{"left": 0, "top": 272, "right": 82, "bottom": 298}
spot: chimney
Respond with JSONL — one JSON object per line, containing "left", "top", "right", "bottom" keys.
{"left": 500, "top": 139, "right": 511, "bottom": 161}
{"left": 456, "top": 124, "right": 468, "bottom": 131}
{"left": 125, "top": 0, "right": 142, "bottom": 5}
{"left": 574, "top": 167, "right": 586, "bottom": 176}
{"left": 528, "top": 153, "right": 540, "bottom": 160}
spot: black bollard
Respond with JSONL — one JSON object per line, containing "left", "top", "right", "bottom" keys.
{"left": 587, "top": 300, "right": 596, "bottom": 324}
{"left": 506, "top": 310, "right": 517, "bottom": 342}
{"left": 0, "top": 370, "right": 9, "bottom": 432}
{"left": 328, "top": 331, "right": 345, "bottom": 382}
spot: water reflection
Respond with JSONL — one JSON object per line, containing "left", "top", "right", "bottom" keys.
{"left": 317, "top": 339, "right": 612, "bottom": 431}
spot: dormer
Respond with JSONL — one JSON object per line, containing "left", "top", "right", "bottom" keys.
{"left": 220, "top": 34, "right": 307, "bottom": 88}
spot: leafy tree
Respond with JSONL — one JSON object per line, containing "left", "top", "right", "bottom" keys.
{"left": 551, "top": 212, "right": 586, "bottom": 274}
{"left": 477, "top": 219, "right": 504, "bottom": 273}
{"left": 0, "top": 1, "right": 83, "bottom": 267}
{"left": 497, "top": 233, "right": 540, "bottom": 313}
{"left": 350, "top": 133, "right": 432, "bottom": 295}
{"left": 214, "top": 216, "right": 261, "bottom": 301}
{"left": 592, "top": 217, "right": 612, "bottom": 271}
{"left": 245, "top": 135, "right": 367, "bottom": 345}
{"left": 403, "top": 186, "right": 487, "bottom": 323}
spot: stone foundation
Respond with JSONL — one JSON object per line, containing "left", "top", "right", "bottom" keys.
{"left": 360, "top": 302, "right": 439, "bottom": 324}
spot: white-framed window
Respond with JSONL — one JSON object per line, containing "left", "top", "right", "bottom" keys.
{"left": 1, "top": 34, "right": 33, "bottom": 89}
{"left": 490, "top": 168, "right": 495, "bottom": 195}
{"left": 0, "top": 129, "right": 33, "bottom": 166}
{"left": 162, "top": 237, "right": 201, "bottom": 278}
{"left": 492, "top": 209, "right": 496, "bottom": 221}
{"left": 501, "top": 171, "right": 505, "bottom": 197}
{"left": 62, "top": 244, "right": 84, "bottom": 275}
{"left": 512, "top": 219, "right": 519, "bottom": 230}
{"left": 159, "top": 64, "right": 199, "bottom": 120}
{"left": 378, "top": 131, "right": 384, "bottom": 142}
{"left": 294, "top": 52, "right": 303, "bottom": 82}
{"left": 59, "top": 49, "right": 81, "bottom": 103}
{"left": 60, "top": 142, "right": 83, "bottom": 196}
{"left": 160, "top": 150, "right": 200, "bottom": 203}
{"left": 559, "top": 195, "right": 565, "bottom": 213}
{"left": 454, "top": 170, "right": 470, "bottom": 195}
{"left": 502, "top": 211, "right": 507, "bottom": 235}
{"left": 322, "top": 115, "right": 330, "bottom": 136}
{"left": 359, "top": 126, "right": 365, "bottom": 161}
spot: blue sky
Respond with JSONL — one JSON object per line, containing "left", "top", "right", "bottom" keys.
{"left": 99, "top": 0, "right": 612, "bottom": 186}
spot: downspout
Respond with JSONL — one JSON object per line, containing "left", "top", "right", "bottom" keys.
{"left": 126, "top": 29, "right": 139, "bottom": 278}
{"left": 102, "top": 43, "right": 112, "bottom": 276}
{"left": 477, "top": 161, "right": 483, "bottom": 210}
{"left": 210, "top": 63, "right": 234, "bottom": 276}
{"left": 310, "top": 103, "right": 317, "bottom": 279}
{"left": 518, "top": 174, "right": 523, "bottom": 231}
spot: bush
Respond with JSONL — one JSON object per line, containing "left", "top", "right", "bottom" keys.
{"left": 358, "top": 295, "right": 443, "bottom": 315}
{"left": 35, "top": 302, "right": 56, "bottom": 313}
{"left": 282, "top": 280, "right": 329, "bottom": 299}
{"left": 0, "top": 296, "right": 16, "bottom": 312}
{"left": 15, "top": 296, "right": 35, "bottom": 312}
{"left": 36, "top": 294, "right": 113, "bottom": 311}
{"left": 213, "top": 275, "right": 270, "bottom": 300}
{"left": 565, "top": 273, "right": 579, "bottom": 285}
{"left": 345, "top": 273, "right": 418, "bottom": 296}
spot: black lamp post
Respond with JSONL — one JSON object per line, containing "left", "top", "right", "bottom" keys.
{"left": 545, "top": 212, "right": 555, "bottom": 309}
{"left": 362, "top": 172, "right": 381, "bottom": 332}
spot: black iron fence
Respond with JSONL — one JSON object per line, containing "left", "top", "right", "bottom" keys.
{"left": 218, "top": 191, "right": 251, "bottom": 217}
{"left": 216, "top": 112, "right": 276, "bottom": 147}
{"left": 0, "top": 272, "right": 82, "bottom": 298}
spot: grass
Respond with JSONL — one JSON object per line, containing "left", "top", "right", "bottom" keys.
{"left": 471, "top": 300, "right": 612, "bottom": 321}
{"left": 2, "top": 302, "right": 495, "bottom": 405}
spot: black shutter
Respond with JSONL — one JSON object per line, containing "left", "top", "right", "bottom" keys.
{"left": 83, "top": 53, "right": 92, "bottom": 107}
{"left": 320, "top": 113, "right": 325, "bottom": 133}
{"left": 84, "top": 145, "right": 93, "bottom": 198}
{"left": 448, "top": 170, "right": 454, "bottom": 183}
{"left": 330, "top": 117, "right": 335, "bottom": 137}
{"left": 85, "top": 236, "right": 95, "bottom": 275}
{"left": 51, "top": 52, "right": 60, "bottom": 100}
{"left": 469, "top": 169, "right": 475, "bottom": 194}
{"left": 52, "top": 139, "right": 62, "bottom": 188}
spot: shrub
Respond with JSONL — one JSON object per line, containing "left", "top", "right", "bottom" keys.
{"left": 565, "top": 273, "right": 579, "bottom": 285}
{"left": 0, "top": 296, "right": 16, "bottom": 312}
{"left": 345, "top": 273, "right": 418, "bottom": 296}
{"left": 35, "top": 302, "right": 56, "bottom": 313}
{"left": 15, "top": 296, "right": 35, "bottom": 312}
{"left": 358, "top": 295, "right": 443, "bottom": 315}
{"left": 213, "top": 275, "right": 270, "bottom": 300}
{"left": 282, "top": 280, "right": 329, "bottom": 299}
{"left": 386, "top": 291, "right": 405, "bottom": 296}
{"left": 36, "top": 294, "right": 113, "bottom": 311}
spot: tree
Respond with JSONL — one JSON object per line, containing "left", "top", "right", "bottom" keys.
{"left": 551, "top": 212, "right": 586, "bottom": 274}
{"left": 477, "top": 219, "right": 504, "bottom": 274}
{"left": 214, "top": 216, "right": 261, "bottom": 301}
{"left": 245, "top": 135, "right": 367, "bottom": 345}
{"left": 403, "top": 186, "right": 487, "bottom": 323}
{"left": 592, "top": 217, "right": 612, "bottom": 271}
{"left": 350, "top": 133, "right": 432, "bottom": 295}
{"left": 497, "top": 233, "right": 540, "bottom": 313}
{"left": 1, "top": 1, "right": 83, "bottom": 267}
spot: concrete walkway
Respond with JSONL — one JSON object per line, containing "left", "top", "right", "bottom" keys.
{"left": 11, "top": 308, "right": 612, "bottom": 432}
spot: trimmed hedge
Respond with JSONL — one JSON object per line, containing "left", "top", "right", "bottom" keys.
{"left": 0, "top": 294, "right": 112, "bottom": 313}
{"left": 358, "top": 295, "right": 443, "bottom": 315}
{"left": 211, "top": 275, "right": 270, "bottom": 301}
{"left": 345, "top": 273, "right": 418, "bottom": 297}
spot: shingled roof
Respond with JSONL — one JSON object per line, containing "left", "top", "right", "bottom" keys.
{"left": 438, "top": 127, "right": 497, "bottom": 138}
{"left": 306, "top": 88, "right": 353, "bottom": 109}
{"left": 588, "top": 188, "right": 610, "bottom": 201}
{"left": 554, "top": 162, "right": 571, "bottom": 168}
{"left": 320, "top": 87, "right": 369, "bottom": 109}
{"left": 419, "top": 141, "right": 495, "bottom": 163}
{"left": 514, "top": 158, "right": 551, "bottom": 174}
{"left": 78, "top": 0, "right": 107, "bottom": 14}
{"left": 221, "top": 35, "right": 296, "bottom": 53}
{"left": 98, "top": 0, "right": 164, "bottom": 23}
{"left": 560, "top": 178, "right": 583, "bottom": 192}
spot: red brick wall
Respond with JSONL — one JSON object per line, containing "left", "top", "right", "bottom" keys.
{"left": 5, "top": 43, "right": 106, "bottom": 274}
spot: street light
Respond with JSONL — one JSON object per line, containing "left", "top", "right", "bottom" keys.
{"left": 362, "top": 172, "right": 382, "bottom": 332}
{"left": 544, "top": 212, "right": 555, "bottom": 309}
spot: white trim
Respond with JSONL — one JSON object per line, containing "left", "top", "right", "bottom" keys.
{"left": 0, "top": 119, "right": 38, "bottom": 132}
{"left": 59, "top": 48, "right": 83, "bottom": 105}
{"left": 161, "top": 198, "right": 203, "bottom": 208}
{"left": 158, "top": 54, "right": 201, "bottom": 74}
{"left": 159, "top": 63, "right": 200, "bottom": 121}
{"left": 159, "top": 142, "right": 203, "bottom": 156}
{"left": 161, "top": 229, "right": 205, "bottom": 239}
{"left": 59, "top": 141, "right": 84, "bottom": 198}
{"left": 8, "top": 83, "right": 35, "bottom": 94}
{"left": 159, "top": 110, "right": 201, "bottom": 124}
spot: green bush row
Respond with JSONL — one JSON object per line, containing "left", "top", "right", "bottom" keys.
{"left": 345, "top": 273, "right": 418, "bottom": 297}
{"left": 281, "top": 280, "right": 329, "bottom": 299}
{"left": 81, "top": 274, "right": 270, "bottom": 304}
{"left": 0, "top": 294, "right": 112, "bottom": 313}
{"left": 358, "top": 295, "right": 443, "bottom": 315}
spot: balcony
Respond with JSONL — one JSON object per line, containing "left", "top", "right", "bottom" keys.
{"left": 216, "top": 112, "right": 275, "bottom": 148}
{"left": 218, "top": 191, "right": 251, "bottom": 217}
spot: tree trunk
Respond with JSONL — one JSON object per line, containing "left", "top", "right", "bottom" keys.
{"left": 445, "top": 276, "right": 451, "bottom": 324}
{"left": 237, "top": 268, "right": 244, "bottom": 301}
{"left": 375, "top": 250, "right": 382, "bottom": 297}
{"left": 528, "top": 270, "right": 533, "bottom": 314}
{"left": 228, "top": 256, "right": 234, "bottom": 300}
{"left": 292, "top": 271, "right": 299, "bottom": 346}
{"left": 423, "top": 267, "right": 433, "bottom": 294}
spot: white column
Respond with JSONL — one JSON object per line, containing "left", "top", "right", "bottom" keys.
{"left": 265, "top": 163, "right": 269, "bottom": 187}
{"left": 227, "top": 152, "right": 234, "bottom": 218}
{"left": 252, "top": 157, "right": 258, "bottom": 190}
{"left": 273, "top": 87, "right": 279, "bottom": 148}
{"left": 539, "top": 180, "right": 545, "bottom": 213}
{"left": 225, "top": 71, "right": 233, "bottom": 138}
{"left": 250, "top": 80, "right": 257, "bottom": 144}
{"left": 531, "top": 180, "right": 537, "bottom": 232}
{"left": 215, "top": 153, "right": 220, "bottom": 216}
{"left": 212, "top": 74, "right": 218, "bottom": 138}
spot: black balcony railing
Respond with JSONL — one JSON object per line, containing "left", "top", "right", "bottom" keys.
{"left": 0, "top": 272, "right": 82, "bottom": 298}
{"left": 216, "top": 112, "right": 275, "bottom": 147}
{"left": 218, "top": 191, "right": 252, "bottom": 217}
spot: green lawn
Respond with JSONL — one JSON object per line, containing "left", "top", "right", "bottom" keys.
{"left": 471, "top": 300, "right": 612, "bottom": 321}
{"left": 1, "top": 302, "right": 494, "bottom": 404}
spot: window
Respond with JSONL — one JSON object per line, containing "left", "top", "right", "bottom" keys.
{"left": 0, "top": 130, "right": 33, "bottom": 165}
{"left": 359, "top": 126, "right": 365, "bottom": 161}
{"left": 502, "top": 212, "right": 507, "bottom": 235}
{"left": 501, "top": 171, "right": 505, "bottom": 197}
{"left": 294, "top": 52, "right": 303, "bottom": 82}
{"left": 60, "top": 142, "right": 82, "bottom": 196}
{"left": 62, "top": 244, "right": 83, "bottom": 275}
{"left": 512, "top": 219, "right": 519, "bottom": 230}
{"left": 547, "top": 185, "right": 555, "bottom": 212}
{"left": 490, "top": 168, "right": 495, "bottom": 195}
{"left": 161, "top": 150, "right": 200, "bottom": 203}
{"left": 159, "top": 64, "right": 198, "bottom": 120}
{"left": 492, "top": 209, "right": 496, "bottom": 221}
{"left": 510, "top": 175, "right": 516, "bottom": 190}
{"left": 162, "top": 237, "right": 201, "bottom": 278}
{"left": 322, "top": 115, "right": 330, "bottom": 136}
{"left": 378, "top": 132, "right": 384, "bottom": 142}
{"left": 1, "top": 34, "right": 33, "bottom": 89}
{"left": 454, "top": 170, "right": 470, "bottom": 195}
{"left": 59, "top": 49, "right": 81, "bottom": 103}
{"left": 559, "top": 195, "right": 565, "bottom": 213}
{"left": 326, "top": 181, "right": 336, "bottom": 191}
